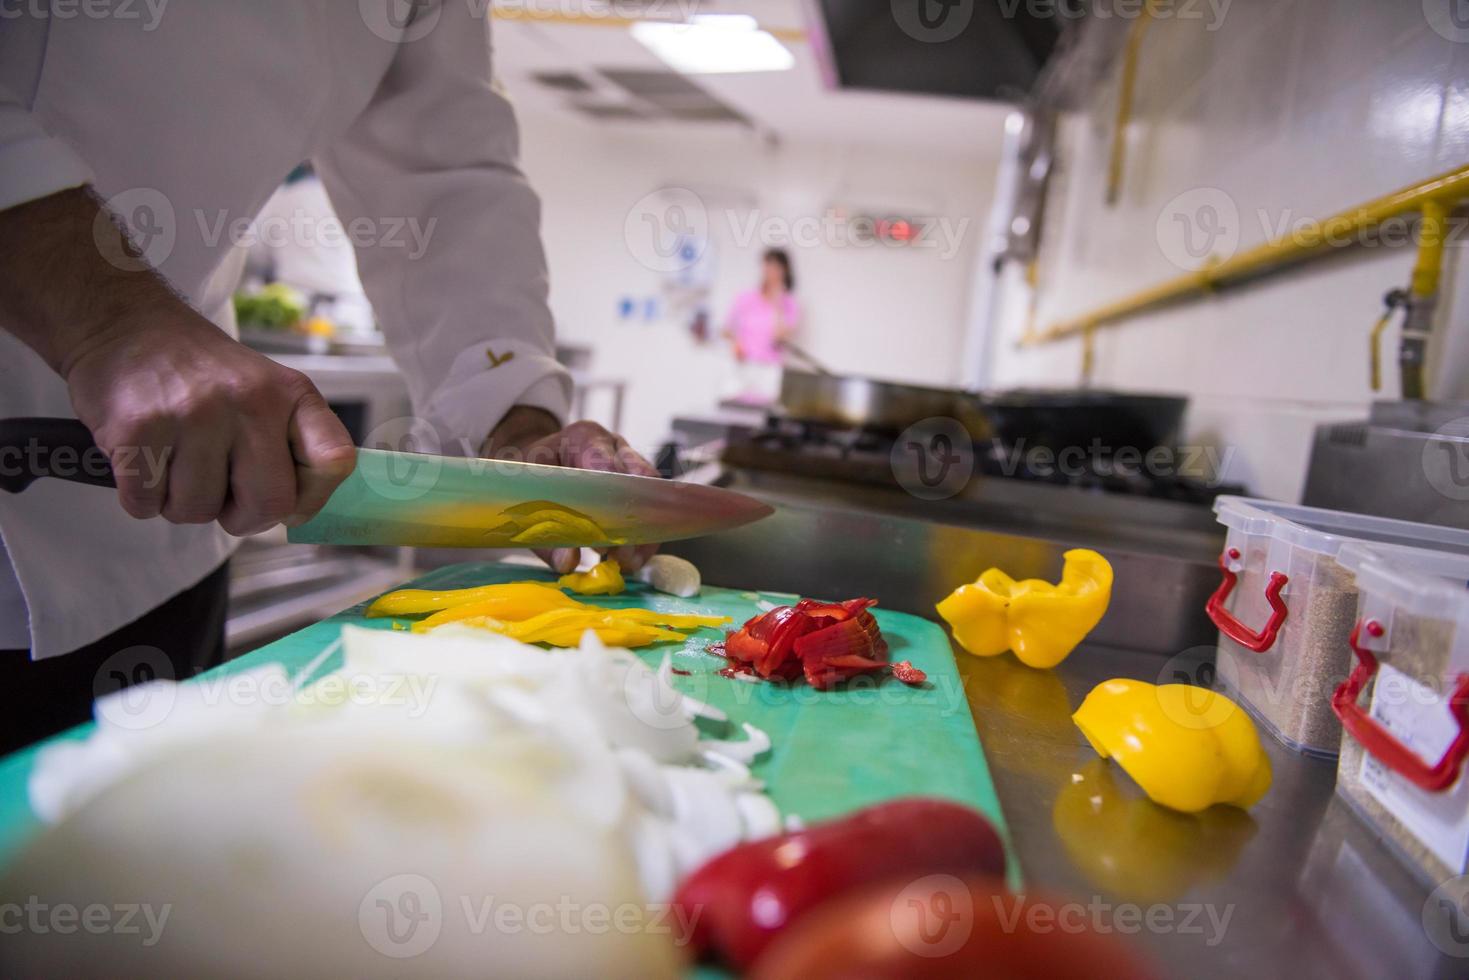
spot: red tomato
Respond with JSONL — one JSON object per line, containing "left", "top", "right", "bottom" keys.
{"left": 673, "top": 799, "right": 1006, "bottom": 970}
{"left": 749, "top": 876, "right": 1162, "bottom": 980}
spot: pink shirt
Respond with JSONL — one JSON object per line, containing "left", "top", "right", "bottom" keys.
{"left": 728, "top": 289, "right": 800, "bottom": 364}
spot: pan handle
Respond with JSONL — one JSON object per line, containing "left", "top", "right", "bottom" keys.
{"left": 778, "top": 340, "right": 835, "bottom": 377}
{"left": 0, "top": 417, "right": 117, "bottom": 493}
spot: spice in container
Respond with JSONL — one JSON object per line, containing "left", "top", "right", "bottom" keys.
{"left": 1332, "top": 545, "right": 1469, "bottom": 920}
{"left": 1209, "top": 498, "right": 1469, "bottom": 758}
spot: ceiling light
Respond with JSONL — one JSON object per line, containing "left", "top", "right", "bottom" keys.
{"left": 631, "top": 15, "right": 795, "bottom": 74}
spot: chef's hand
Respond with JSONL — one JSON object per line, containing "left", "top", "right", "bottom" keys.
{"left": 484, "top": 407, "right": 659, "bottom": 575}
{"left": 64, "top": 316, "right": 358, "bottom": 535}
{"left": 0, "top": 187, "right": 358, "bottom": 536}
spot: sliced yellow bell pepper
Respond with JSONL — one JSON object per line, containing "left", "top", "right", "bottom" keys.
{"left": 367, "top": 581, "right": 573, "bottom": 619}
{"left": 470, "top": 608, "right": 688, "bottom": 648}
{"left": 609, "top": 609, "right": 729, "bottom": 631}
{"left": 936, "top": 549, "right": 1113, "bottom": 669}
{"left": 558, "top": 559, "right": 626, "bottom": 596}
{"left": 1072, "top": 678, "right": 1272, "bottom": 813}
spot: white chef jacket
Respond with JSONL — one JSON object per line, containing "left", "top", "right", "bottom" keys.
{"left": 0, "top": 2, "right": 573, "bottom": 659}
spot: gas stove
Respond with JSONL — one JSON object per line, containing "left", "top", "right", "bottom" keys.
{"left": 716, "top": 413, "right": 1240, "bottom": 506}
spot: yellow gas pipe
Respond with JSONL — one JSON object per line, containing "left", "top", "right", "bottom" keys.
{"left": 1025, "top": 163, "right": 1469, "bottom": 347}
{"left": 1106, "top": 1, "right": 1157, "bottom": 206}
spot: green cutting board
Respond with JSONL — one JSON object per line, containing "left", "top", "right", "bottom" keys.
{"left": 0, "top": 563, "right": 1015, "bottom": 886}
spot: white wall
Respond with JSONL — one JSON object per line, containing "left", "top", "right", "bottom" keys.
{"left": 985, "top": 0, "right": 1469, "bottom": 502}
{"left": 516, "top": 113, "right": 1000, "bottom": 452}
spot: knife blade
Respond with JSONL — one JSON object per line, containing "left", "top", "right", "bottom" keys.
{"left": 285, "top": 447, "right": 773, "bottom": 548}
{"left": 0, "top": 418, "right": 773, "bottom": 548}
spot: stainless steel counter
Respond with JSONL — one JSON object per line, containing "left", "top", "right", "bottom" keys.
{"left": 964, "top": 642, "right": 1461, "bottom": 980}
{"left": 667, "top": 484, "right": 1463, "bottom": 978}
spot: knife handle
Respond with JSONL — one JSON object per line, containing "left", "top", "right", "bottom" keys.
{"left": 0, "top": 417, "right": 117, "bottom": 494}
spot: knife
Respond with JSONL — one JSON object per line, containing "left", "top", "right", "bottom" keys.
{"left": 0, "top": 417, "right": 773, "bottom": 548}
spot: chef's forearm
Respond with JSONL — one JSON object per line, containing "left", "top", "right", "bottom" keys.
{"left": 0, "top": 187, "right": 187, "bottom": 378}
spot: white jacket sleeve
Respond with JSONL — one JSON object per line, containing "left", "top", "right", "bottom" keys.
{"left": 314, "top": 2, "right": 572, "bottom": 455}
{"left": 0, "top": 85, "right": 93, "bottom": 212}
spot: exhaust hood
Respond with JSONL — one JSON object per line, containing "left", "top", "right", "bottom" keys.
{"left": 808, "top": 0, "right": 1064, "bottom": 101}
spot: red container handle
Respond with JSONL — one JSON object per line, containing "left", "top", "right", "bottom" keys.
{"left": 1331, "top": 619, "right": 1469, "bottom": 793}
{"left": 1206, "top": 548, "right": 1289, "bottom": 653}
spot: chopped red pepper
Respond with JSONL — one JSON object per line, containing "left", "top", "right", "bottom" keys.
{"left": 891, "top": 660, "right": 927, "bottom": 685}
{"left": 722, "top": 597, "right": 889, "bottom": 689}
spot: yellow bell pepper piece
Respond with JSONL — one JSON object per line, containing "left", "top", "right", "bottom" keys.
{"left": 462, "top": 608, "right": 688, "bottom": 648}
{"left": 558, "top": 559, "right": 626, "bottom": 596}
{"left": 1072, "top": 679, "right": 1272, "bottom": 813}
{"left": 610, "top": 609, "right": 729, "bottom": 631}
{"left": 936, "top": 549, "right": 1113, "bottom": 669}
{"left": 367, "top": 581, "right": 573, "bottom": 619}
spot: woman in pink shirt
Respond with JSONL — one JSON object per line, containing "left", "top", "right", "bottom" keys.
{"left": 722, "top": 249, "right": 800, "bottom": 403}
{"left": 725, "top": 249, "right": 801, "bottom": 365}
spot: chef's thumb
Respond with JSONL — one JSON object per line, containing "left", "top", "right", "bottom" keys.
{"left": 284, "top": 392, "right": 357, "bottom": 527}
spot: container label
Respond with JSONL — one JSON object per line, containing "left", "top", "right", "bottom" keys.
{"left": 1351, "top": 664, "right": 1469, "bottom": 875}
{"left": 1359, "top": 663, "right": 1469, "bottom": 873}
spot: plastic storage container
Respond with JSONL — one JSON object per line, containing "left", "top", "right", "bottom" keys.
{"left": 1332, "top": 544, "right": 1469, "bottom": 915}
{"left": 1208, "top": 497, "right": 1469, "bottom": 757}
